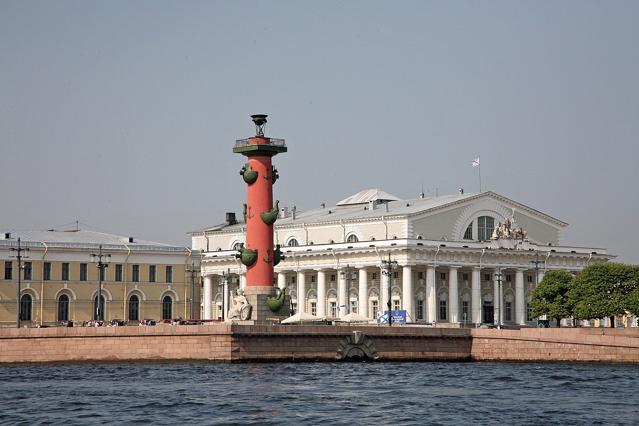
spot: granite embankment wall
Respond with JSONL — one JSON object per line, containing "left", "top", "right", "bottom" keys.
{"left": 1, "top": 326, "right": 639, "bottom": 363}
{"left": 470, "top": 328, "right": 639, "bottom": 363}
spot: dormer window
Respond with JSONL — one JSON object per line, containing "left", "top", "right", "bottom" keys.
{"left": 463, "top": 222, "right": 473, "bottom": 240}
{"left": 478, "top": 216, "right": 495, "bottom": 241}
{"left": 346, "top": 234, "right": 359, "bottom": 243}
{"left": 287, "top": 238, "right": 299, "bottom": 247}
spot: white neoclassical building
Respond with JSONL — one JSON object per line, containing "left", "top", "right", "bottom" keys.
{"left": 191, "top": 189, "right": 612, "bottom": 325}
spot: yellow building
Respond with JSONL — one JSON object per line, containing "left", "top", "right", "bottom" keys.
{"left": 0, "top": 229, "right": 199, "bottom": 327}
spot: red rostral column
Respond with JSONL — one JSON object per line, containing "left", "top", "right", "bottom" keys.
{"left": 233, "top": 115, "right": 286, "bottom": 295}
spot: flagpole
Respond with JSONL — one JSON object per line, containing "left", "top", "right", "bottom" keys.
{"left": 478, "top": 156, "right": 482, "bottom": 193}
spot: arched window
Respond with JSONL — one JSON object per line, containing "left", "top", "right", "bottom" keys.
{"left": 57, "top": 294, "right": 69, "bottom": 322}
{"left": 20, "top": 294, "right": 32, "bottom": 321}
{"left": 463, "top": 222, "right": 473, "bottom": 240}
{"left": 477, "top": 216, "right": 495, "bottom": 241}
{"left": 232, "top": 242, "right": 242, "bottom": 251}
{"left": 287, "top": 238, "right": 299, "bottom": 247}
{"left": 162, "top": 296, "right": 173, "bottom": 320}
{"left": 129, "top": 295, "right": 140, "bottom": 321}
{"left": 93, "top": 295, "right": 105, "bottom": 320}
{"left": 346, "top": 234, "right": 359, "bottom": 243}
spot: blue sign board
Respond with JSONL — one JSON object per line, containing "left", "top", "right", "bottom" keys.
{"left": 377, "top": 310, "right": 407, "bottom": 324}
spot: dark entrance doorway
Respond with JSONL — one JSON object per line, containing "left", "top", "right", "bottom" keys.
{"left": 483, "top": 302, "right": 494, "bottom": 324}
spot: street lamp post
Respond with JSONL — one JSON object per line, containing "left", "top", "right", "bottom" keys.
{"left": 494, "top": 268, "right": 503, "bottom": 328}
{"left": 381, "top": 254, "right": 398, "bottom": 326}
{"left": 340, "top": 264, "right": 352, "bottom": 316}
{"left": 10, "top": 238, "right": 29, "bottom": 328}
{"left": 218, "top": 269, "right": 230, "bottom": 321}
{"left": 186, "top": 262, "right": 197, "bottom": 319}
{"left": 90, "top": 245, "right": 111, "bottom": 322}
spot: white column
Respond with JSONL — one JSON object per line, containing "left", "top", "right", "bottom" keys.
{"left": 338, "top": 269, "right": 347, "bottom": 318}
{"left": 297, "top": 271, "right": 306, "bottom": 314}
{"left": 203, "top": 275, "right": 213, "bottom": 320}
{"left": 537, "top": 270, "right": 545, "bottom": 285}
{"left": 448, "top": 266, "right": 459, "bottom": 323}
{"left": 381, "top": 268, "right": 390, "bottom": 317}
{"left": 493, "top": 272, "right": 501, "bottom": 326}
{"left": 426, "top": 266, "right": 436, "bottom": 323}
{"left": 277, "top": 272, "right": 286, "bottom": 290}
{"left": 516, "top": 269, "right": 526, "bottom": 325}
{"left": 358, "top": 268, "right": 368, "bottom": 318}
{"left": 402, "top": 265, "right": 413, "bottom": 322}
{"left": 239, "top": 273, "right": 246, "bottom": 291}
{"left": 317, "top": 269, "right": 326, "bottom": 318}
{"left": 471, "top": 267, "right": 481, "bottom": 325}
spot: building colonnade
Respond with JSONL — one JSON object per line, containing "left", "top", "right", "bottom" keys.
{"left": 201, "top": 264, "right": 548, "bottom": 325}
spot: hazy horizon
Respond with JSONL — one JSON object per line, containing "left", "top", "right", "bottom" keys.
{"left": 1, "top": 1, "right": 637, "bottom": 262}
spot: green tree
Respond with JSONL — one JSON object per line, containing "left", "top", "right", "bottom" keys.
{"left": 530, "top": 270, "right": 574, "bottom": 327}
{"left": 569, "top": 263, "right": 639, "bottom": 327}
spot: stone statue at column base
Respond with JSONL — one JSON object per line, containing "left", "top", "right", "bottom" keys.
{"left": 228, "top": 289, "right": 252, "bottom": 321}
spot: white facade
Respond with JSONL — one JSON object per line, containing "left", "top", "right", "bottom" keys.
{"left": 192, "top": 189, "right": 612, "bottom": 324}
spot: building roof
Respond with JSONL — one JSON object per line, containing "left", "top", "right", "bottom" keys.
{"left": 336, "top": 188, "right": 401, "bottom": 206}
{"left": 192, "top": 189, "right": 568, "bottom": 234}
{"left": 0, "top": 229, "right": 189, "bottom": 253}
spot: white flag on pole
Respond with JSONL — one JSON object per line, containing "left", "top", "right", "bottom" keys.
{"left": 471, "top": 157, "right": 480, "bottom": 167}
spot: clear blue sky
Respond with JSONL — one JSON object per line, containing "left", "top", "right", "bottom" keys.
{"left": 1, "top": 1, "right": 637, "bottom": 262}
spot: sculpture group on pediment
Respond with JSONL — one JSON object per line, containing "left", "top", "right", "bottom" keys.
{"left": 491, "top": 218, "right": 528, "bottom": 241}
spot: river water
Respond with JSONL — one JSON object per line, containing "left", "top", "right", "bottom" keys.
{"left": 0, "top": 362, "right": 637, "bottom": 425}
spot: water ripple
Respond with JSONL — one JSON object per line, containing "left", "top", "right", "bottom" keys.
{"left": 1, "top": 361, "right": 639, "bottom": 424}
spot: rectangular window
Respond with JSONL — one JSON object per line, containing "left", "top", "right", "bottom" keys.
{"left": 462, "top": 273, "right": 469, "bottom": 281}
{"left": 5, "top": 261, "right": 12, "bottom": 280}
{"left": 439, "top": 300, "right": 447, "bottom": 321}
{"left": 115, "top": 264, "right": 123, "bottom": 282}
{"left": 440, "top": 272, "right": 446, "bottom": 281}
{"left": 80, "top": 263, "right": 87, "bottom": 281}
{"left": 330, "top": 274, "right": 335, "bottom": 282}
{"left": 329, "top": 301, "right": 337, "bottom": 317}
{"left": 149, "top": 265, "right": 156, "bottom": 283}
{"left": 291, "top": 302, "right": 297, "bottom": 314}
{"left": 372, "top": 273, "right": 377, "bottom": 280}
{"left": 350, "top": 300, "right": 358, "bottom": 314}
{"left": 417, "top": 272, "right": 423, "bottom": 280}
{"left": 132, "top": 265, "right": 140, "bottom": 282}
{"left": 462, "top": 301, "right": 470, "bottom": 322}
{"left": 527, "top": 275, "right": 533, "bottom": 283}
{"left": 165, "top": 266, "right": 173, "bottom": 283}
{"left": 526, "top": 303, "right": 533, "bottom": 321}
{"left": 24, "top": 262, "right": 32, "bottom": 281}
{"left": 506, "top": 274, "right": 512, "bottom": 282}
{"left": 311, "top": 275, "right": 315, "bottom": 283}
{"left": 393, "top": 271, "right": 398, "bottom": 279}
{"left": 43, "top": 262, "right": 51, "bottom": 281}
{"left": 478, "top": 216, "right": 495, "bottom": 241}
{"left": 417, "top": 300, "right": 424, "bottom": 320}
{"left": 505, "top": 302, "right": 512, "bottom": 321}
{"left": 61, "top": 263, "right": 69, "bottom": 281}
{"left": 311, "top": 302, "right": 317, "bottom": 316}
{"left": 392, "top": 299, "right": 400, "bottom": 311}
{"left": 371, "top": 300, "right": 379, "bottom": 319}
{"left": 484, "top": 273, "right": 491, "bottom": 282}
{"left": 291, "top": 276, "right": 296, "bottom": 284}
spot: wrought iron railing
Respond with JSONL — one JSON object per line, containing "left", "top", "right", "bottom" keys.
{"left": 234, "top": 138, "right": 286, "bottom": 148}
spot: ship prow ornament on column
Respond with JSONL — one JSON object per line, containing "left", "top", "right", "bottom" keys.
{"left": 231, "top": 115, "right": 290, "bottom": 323}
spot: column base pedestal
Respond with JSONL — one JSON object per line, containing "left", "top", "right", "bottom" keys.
{"left": 227, "top": 286, "right": 292, "bottom": 324}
